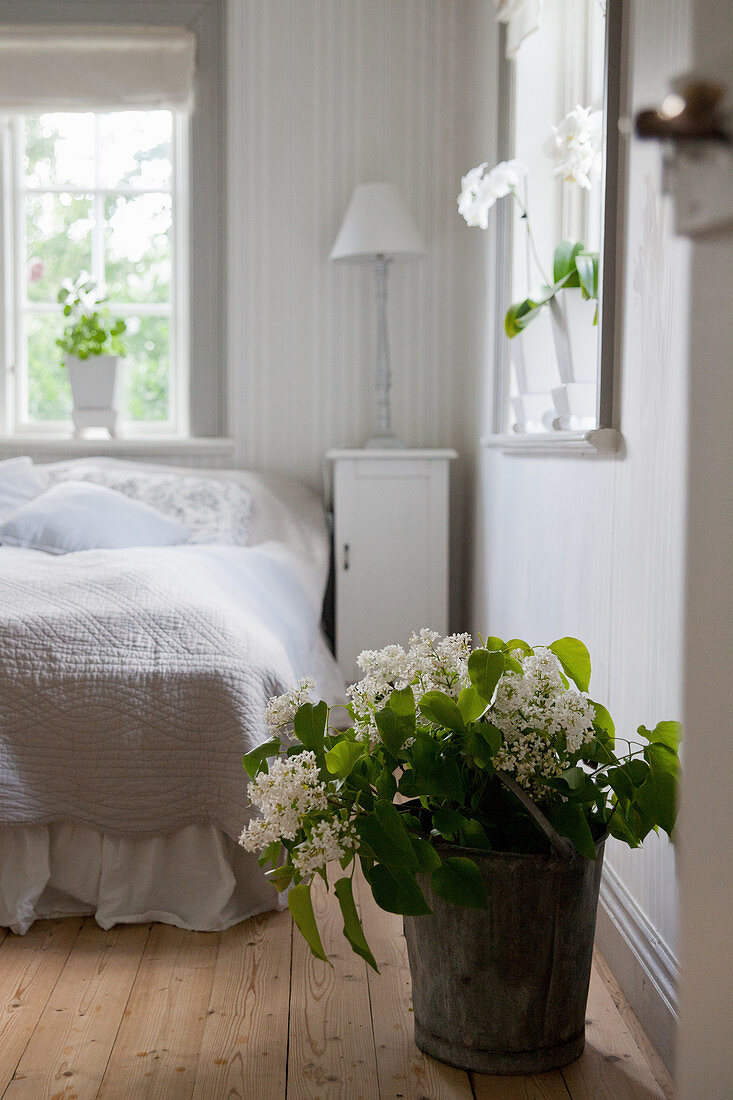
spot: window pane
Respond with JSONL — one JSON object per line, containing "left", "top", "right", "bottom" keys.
{"left": 99, "top": 112, "right": 172, "bottom": 190}
{"left": 23, "top": 114, "right": 95, "bottom": 190}
{"left": 26, "top": 314, "right": 72, "bottom": 421}
{"left": 105, "top": 194, "right": 171, "bottom": 303}
{"left": 122, "top": 315, "right": 170, "bottom": 422}
{"left": 25, "top": 193, "right": 93, "bottom": 304}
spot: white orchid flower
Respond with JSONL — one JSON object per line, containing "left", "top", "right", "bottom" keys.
{"left": 457, "top": 158, "right": 528, "bottom": 228}
{"left": 544, "top": 104, "right": 602, "bottom": 190}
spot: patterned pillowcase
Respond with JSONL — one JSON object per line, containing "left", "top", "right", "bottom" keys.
{"left": 44, "top": 465, "right": 253, "bottom": 547}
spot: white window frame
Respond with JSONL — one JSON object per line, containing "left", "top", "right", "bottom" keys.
{"left": 483, "top": 0, "right": 624, "bottom": 456}
{"left": 0, "top": 109, "right": 189, "bottom": 438}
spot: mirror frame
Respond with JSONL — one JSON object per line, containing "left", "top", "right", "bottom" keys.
{"left": 484, "top": 0, "right": 625, "bottom": 455}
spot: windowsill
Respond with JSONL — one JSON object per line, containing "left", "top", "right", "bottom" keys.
{"left": 481, "top": 428, "right": 623, "bottom": 456}
{"left": 0, "top": 436, "right": 235, "bottom": 459}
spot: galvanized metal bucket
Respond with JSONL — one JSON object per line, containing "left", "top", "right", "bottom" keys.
{"left": 403, "top": 836, "right": 606, "bottom": 1075}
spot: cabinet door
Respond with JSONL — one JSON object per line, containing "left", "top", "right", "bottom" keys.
{"left": 334, "top": 458, "right": 449, "bottom": 683}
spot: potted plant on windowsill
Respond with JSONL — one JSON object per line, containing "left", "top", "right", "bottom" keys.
{"left": 56, "top": 277, "right": 127, "bottom": 438}
{"left": 239, "top": 630, "right": 681, "bottom": 1075}
{"left": 458, "top": 106, "right": 603, "bottom": 427}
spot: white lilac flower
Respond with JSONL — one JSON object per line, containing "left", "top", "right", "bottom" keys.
{"left": 457, "top": 159, "right": 528, "bottom": 228}
{"left": 543, "top": 105, "right": 602, "bottom": 190}
{"left": 490, "top": 646, "right": 595, "bottom": 791}
{"left": 291, "top": 818, "right": 357, "bottom": 878}
{"left": 347, "top": 630, "right": 473, "bottom": 745}
{"left": 238, "top": 750, "right": 327, "bottom": 851}
{"left": 264, "top": 678, "right": 316, "bottom": 733}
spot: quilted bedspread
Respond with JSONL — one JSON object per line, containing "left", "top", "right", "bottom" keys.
{"left": 0, "top": 542, "right": 324, "bottom": 840}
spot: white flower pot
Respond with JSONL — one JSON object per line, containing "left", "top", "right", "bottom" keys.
{"left": 510, "top": 306, "right": 559, "bottom": 394}
{"left": 511, "top": 393, "right": 556, "bottom": 434}
{"left": 551, "top": 382, "right": 597, "bottom": 431}
{"left": 67, "top": 356, "right": 121, "bottom": 437}
{"left": 549, "top": 289, "right": 599, "bottom": 384}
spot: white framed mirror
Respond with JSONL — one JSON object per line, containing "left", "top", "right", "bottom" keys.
{"left": 476, "top": 0, "right": 623, "bottom": 454}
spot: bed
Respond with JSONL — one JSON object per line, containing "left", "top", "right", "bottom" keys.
{"left": 0, "top": 457, "right": 344, "bottom": 935}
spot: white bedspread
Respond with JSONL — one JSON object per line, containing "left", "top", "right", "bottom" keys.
{"left": 0, "top": 541, "right": 339, "bottom": 840}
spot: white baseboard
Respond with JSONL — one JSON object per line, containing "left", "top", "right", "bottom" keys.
{"left": 596, "top": 863, "right": 679, "bottom": 1075}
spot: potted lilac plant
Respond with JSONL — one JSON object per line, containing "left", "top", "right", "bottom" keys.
{"left": 239, "top": 630, "right": 681, "bottom": 1074}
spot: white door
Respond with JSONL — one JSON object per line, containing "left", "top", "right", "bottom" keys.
{"left": 672, "top": 5, "right": 733, "bottom": 1097}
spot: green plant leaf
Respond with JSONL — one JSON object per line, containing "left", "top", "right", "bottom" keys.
{"left": 591, "top": 700, "right": 615, "bottom": 744}
{"left": 419, "top": 691, "right": 466, "bottom": 734}
{"left": 366, "top": 863, "right": 432, "bottom": 915}
{"left": 468, "top": 649, "right": 505, "bottom": 704}
{"left": 293, "top": 700, "right": 328, "bottom": 752}
{"left": 355, "top": 802, "right": 419, "bottom": 871}
{"left": 548, "top": 803, "right": 597, "bottom": 860}
{"left": 457, "top": 685, "right": 486, "bottom": 724}
{"left": 405, "top": 734, "right": 464, "bottom": 802}
{"left": 431, "top": 857, "right": 488, "bottom": 909}
{"left": 504, "top": 638, "right": 531, "bottom": 654}
{"left": 485, "top": 636, "right": 505, "bottom": 650}
{"left": 242, "top": 738, "right": 281, "bottom": 780}
{"left": 431, "top": 808, "right": 467, "bottom": 840}
{"left": 334, "top": 877, "right": 378, "bottom": 971}
{"left": 325, "top": 740, "right": 366, "bottom": 778}
{"left": 459, "top": 819, "right": 492, "bottom": 850}
{"left": 410, "top": 836, "right": 442, "bottom": 872}
{"left": 643, "top": 720, "right": 682, "bottom": 751}
{"left": 553, "top": 239, "right": 584, "bottom": 285}
{"left": 504, "top": 286, "right": 555, "bottom": 338}
{"left": 388, "top": 687, "right": 416, "bottom": 718}
{"left": 575, "top": 251, "right": 599, "bottom": 299}
{"left": 559, "top": 766, "right": 588, "bottom": 790}
{"left": 548, "top": 637, "right": 591, "bottom": 692}
{"left": 288, "top": 883, "right": 329, "bottom": 963}
{"left": 473, "top": 721, "right": 502, "bottom": 756}
{"left": 637, "top": 744, "right": 679, "bottom": 836}
{"left": 267, "top": 863, "right": 294, "bottom": 892}
{"left": 375, "top": 704, "right": 414, "bottom": 758}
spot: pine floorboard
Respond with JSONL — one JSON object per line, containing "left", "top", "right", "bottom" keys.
{"left": 0, "top": 900, "right": 674, "bottom": 1100}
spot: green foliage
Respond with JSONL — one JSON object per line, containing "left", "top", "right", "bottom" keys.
{"left": 431, "top": 856, "right": 488, "bottom": 909}
{"left": 288, "top": 884, "right": 328, "bottom": 963}
{"left": 548, "top": 636, "right": 591, "bottom": 692}
{"left": 246, "top": 635, "right": 681, "bottom": 968}
{"left": 334, "top": 878, "right": 378, "bottom": 971}
{"left": 55, "top": 277, "right": 127, "bottom": 362}
{"left": 505, "top": 240, "right": 600, "bottom": 339}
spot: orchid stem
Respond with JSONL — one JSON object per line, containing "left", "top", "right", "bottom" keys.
{"left": 508, "top": 186, "right": 552, "bottom": 287}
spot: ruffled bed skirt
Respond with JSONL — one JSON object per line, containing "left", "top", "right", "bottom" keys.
{"left": 0, "top": 822, "right": 286, "bottom": 935}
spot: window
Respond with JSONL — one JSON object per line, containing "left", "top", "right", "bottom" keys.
{"left": 486, "top": 0, "right": 623, "bottom": 453}
{"left": 3, "top": 108, "right": 188, "bottom": 435}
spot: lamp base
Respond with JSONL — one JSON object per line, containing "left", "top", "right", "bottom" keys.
{"left": 364, "top": 433, "right": 405, "bottom": 449}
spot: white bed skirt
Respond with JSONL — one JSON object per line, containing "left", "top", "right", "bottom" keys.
{"left": 0, "top": 822, "right": 286, "bottom": 936}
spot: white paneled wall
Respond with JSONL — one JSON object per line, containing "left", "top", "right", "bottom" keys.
{"left": 226, "top": 0, "right": 485, "bottom": 488}
{"left": 466, "top": 0, "right": 690, "bottom": 1070}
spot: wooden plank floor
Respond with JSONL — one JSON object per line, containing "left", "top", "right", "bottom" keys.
{"left": 0, "top": 882, "right": 675, "bottom": 1100}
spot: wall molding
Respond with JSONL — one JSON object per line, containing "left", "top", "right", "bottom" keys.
{"left": 597, "top": 862, "right": 679, "bottom": 1074}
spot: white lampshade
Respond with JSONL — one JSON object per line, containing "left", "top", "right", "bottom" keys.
{"left": 329, "top": 182, "right": 425, "bottom": 261}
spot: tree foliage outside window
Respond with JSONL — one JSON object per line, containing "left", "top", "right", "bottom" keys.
{"left": 17, "top": 111, "right": 179, "bottom": 427}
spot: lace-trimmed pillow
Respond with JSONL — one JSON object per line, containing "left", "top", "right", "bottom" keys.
{"left": 45, "top": 465, "right": 253, "bottom": 547}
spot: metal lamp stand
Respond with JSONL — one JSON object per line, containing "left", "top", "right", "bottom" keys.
{"left": 364, "top": 255, "right": 404, "bottom": 449}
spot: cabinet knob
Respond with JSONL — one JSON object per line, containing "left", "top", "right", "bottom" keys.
{"left": 343, "top": 543, "right": 350, "bottom": 571}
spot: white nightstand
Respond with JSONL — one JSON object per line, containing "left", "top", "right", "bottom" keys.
{"left": 327, "top": 448, "right": 457, "bottom": 684}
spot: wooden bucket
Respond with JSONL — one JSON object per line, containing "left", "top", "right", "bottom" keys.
{"left": 403, "top": 839, "right": 605, "bottom": 1074}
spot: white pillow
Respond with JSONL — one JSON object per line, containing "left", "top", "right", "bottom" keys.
{"left": 0, "top": 480, "right": 190, "bottom": 554}
{"left": 44, "top": 462, "right": 253, "bottom": 546}
{"left": 0, "top": 456, "right": 45, "bottom": 521}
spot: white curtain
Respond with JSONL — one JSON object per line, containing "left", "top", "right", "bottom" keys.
{"left": 0, "top": 25, "right": 196, "bottom": 112}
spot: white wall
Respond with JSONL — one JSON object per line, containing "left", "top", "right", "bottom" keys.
{"left": 226, "top": 0, "right": 492, "bottom": 493}
{"left": 466, "top": 0, "right": 690, "bottom": 1071}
